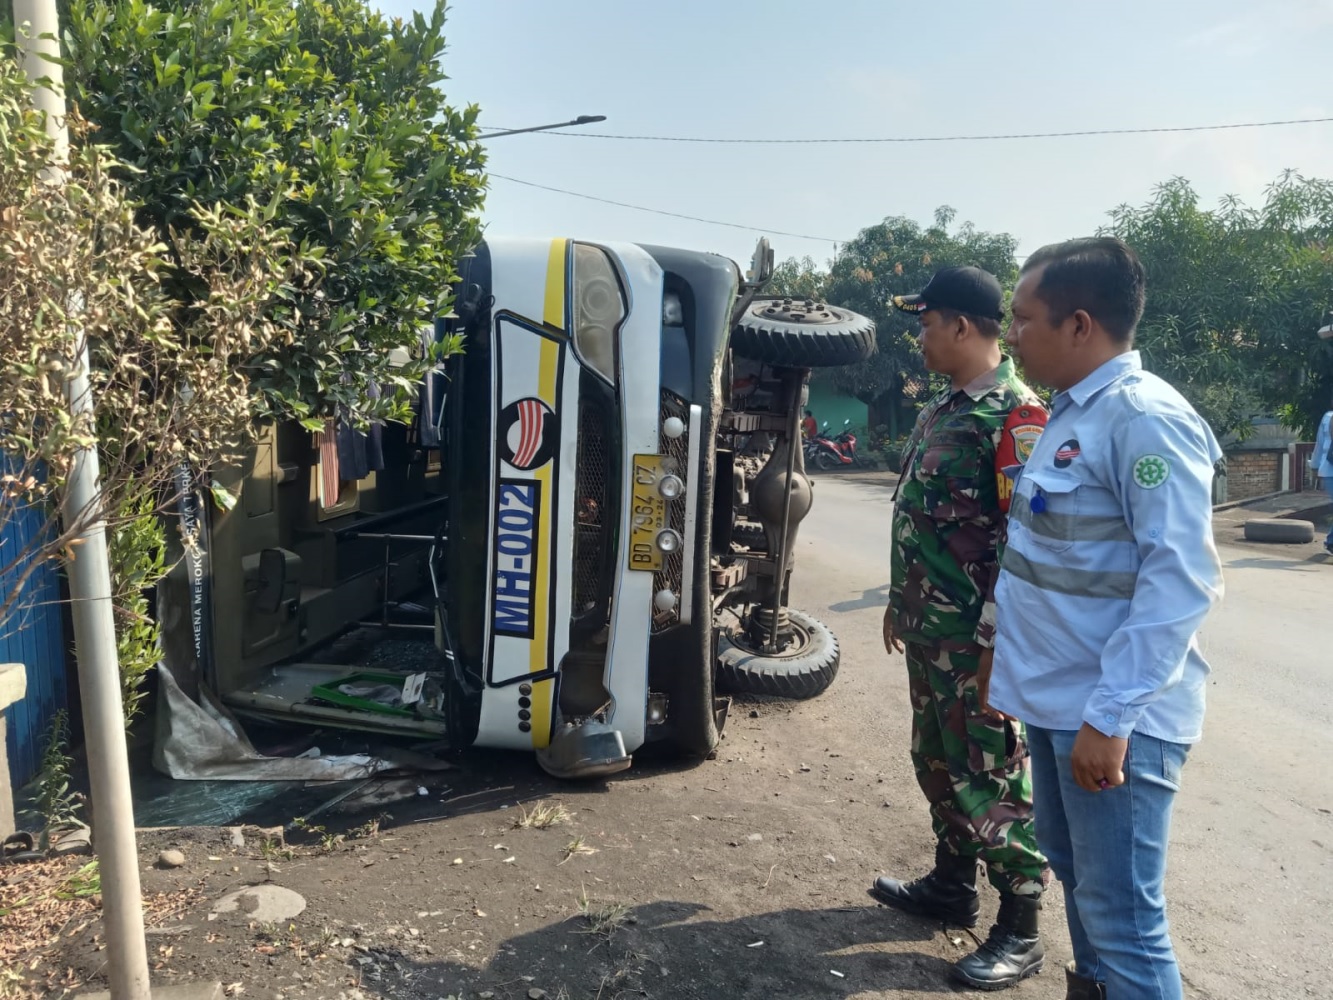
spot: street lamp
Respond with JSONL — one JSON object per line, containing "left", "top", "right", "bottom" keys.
{"left": 479, "top": 115, "right": 607, "bottom": 139}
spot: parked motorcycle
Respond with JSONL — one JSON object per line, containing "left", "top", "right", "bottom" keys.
{"left": 802, "top": 434, "right": 822, "bottom": 465}
{"left": 810, "top": 419, "right": 863, "bottom": 471}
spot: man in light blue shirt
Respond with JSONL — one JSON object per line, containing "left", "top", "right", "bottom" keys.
{"left": 1309, "top": 402, "right": 1333, "bottom": 553}
{"left": 983, "top": 237, "right": 1223, "bottom": 1000}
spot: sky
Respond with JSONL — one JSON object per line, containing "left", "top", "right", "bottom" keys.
{"left": 377, "top": 0, "right": 1333, "bottom": 273}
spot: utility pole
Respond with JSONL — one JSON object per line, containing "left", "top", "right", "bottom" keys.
{"left": 13, "top": 2, "right": 152, "bottom": 997}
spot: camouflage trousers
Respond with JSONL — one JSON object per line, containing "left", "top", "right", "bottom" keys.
{"left": 904, "top": 641, "right": 1048, "bottom": 896}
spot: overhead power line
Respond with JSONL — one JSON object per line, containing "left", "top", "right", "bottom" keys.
{"left": 488, "top": 173, "right": 845, "bottom": 244}
{"left": 489, "top": 173, "right": 1038, "bottom": 259}
{"left": 479, "top": 115, "right": 1333, "bottom": 145}
{"left": 490, "top": 175, "right": 1045, "bottom": 263}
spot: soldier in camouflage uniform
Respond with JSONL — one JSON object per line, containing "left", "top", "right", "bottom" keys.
{"left": 867, "top": 266, "right": 1051, "bottom": 991}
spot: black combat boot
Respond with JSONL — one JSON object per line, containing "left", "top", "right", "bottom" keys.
{"left": 868, "top": 844, "right": 980, "bottom": 927}
{"left": 950, "top": 891, "right": 1044, "bottom": 990}
{"left": 1064, "top": 961, "right": 1106, "bottom": 999}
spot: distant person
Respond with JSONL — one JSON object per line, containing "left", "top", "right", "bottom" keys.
{"left": 872, "top": 266, "right": 1051, "bottom": 990}
{"left": 1311, "top": 398, "right": 1333, "bottom": 554}
{"left": 987, "top": 237, "right": 1224, "bottom": 1000}
{"left": 801, "top": 409, "right": 818, "bottom": 439}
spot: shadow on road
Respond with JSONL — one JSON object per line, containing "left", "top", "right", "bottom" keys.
{"left": 828, "top": 582, "right": 892, "bottom": 615}
{"left": 370, "top": 899, "right": 965, "bottom": 999}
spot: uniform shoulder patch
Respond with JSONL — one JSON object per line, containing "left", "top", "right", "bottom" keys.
{"left": 1132, "top": 454, "right": 1171, "bottom": 489}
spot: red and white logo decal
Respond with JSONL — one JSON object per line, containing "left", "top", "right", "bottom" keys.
{"left": 499, "top": 397, "right": 559, "bottom": 471}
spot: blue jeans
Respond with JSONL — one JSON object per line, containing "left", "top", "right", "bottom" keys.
{"left": 1027, "top": 726, "right": 1191, "bottom": 1000}
{"left": 1324, "top": 479, "right": 1333, "bottom": 545}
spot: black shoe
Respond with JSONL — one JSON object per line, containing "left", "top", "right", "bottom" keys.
{"left": 868, "top": 846, "right": 979, "bottom": 927}
{"left": 869, "top": 871, "right": 980, "bottom": 926}
{"left": 1064, "top": 961, "right": 1106, "bottom": 999}
{"left": 950, "top": 892, "right": 1045, "bottom": 991}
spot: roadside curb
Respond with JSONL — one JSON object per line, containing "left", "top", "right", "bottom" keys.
{"left": 1212, "top": 493, "right": 1332, "bottom": 522}
{"left": 1212, "top": 489, "right": 1294, "bottom": 513}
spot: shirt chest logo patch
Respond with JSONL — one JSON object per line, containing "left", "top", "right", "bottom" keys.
{"left": 1053, "top": 439, "right": 1081, "bottom": 468}
{"left": 1132, "top": 454, "right": 1171, "bottom": 489}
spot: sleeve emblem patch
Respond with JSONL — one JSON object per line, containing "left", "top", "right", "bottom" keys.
{"left": 1132, "top": 454, "right": 1170, "bottom": 489}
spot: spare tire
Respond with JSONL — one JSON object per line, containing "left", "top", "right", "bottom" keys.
{"left": 732, "top": 297, "right": 877, "bottom": 367}
{"left": 717, "top": 608, "right": 839, "bottom": 700}
{"left": 1243, "top": 518, "right": 1316, "bottom": 543}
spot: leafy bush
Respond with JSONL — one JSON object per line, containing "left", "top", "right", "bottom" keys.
{"left": 4, "top": 0, "right": 485, "bottom": 721}
{"left": 63, "top": 0, "right": 487, "bottom": 429}
{"left": 0, "top": 55, "right": 300, "bottom": 621}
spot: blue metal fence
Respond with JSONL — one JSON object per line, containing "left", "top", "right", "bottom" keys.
{"left": 1, "top": 493, "right": 69, "bottom": 788}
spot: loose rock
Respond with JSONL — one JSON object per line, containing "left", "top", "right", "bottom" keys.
{"left": 158, "top": 849, "right": 186, "bottom": 868}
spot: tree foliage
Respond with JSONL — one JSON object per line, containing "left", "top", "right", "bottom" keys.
{"left": 769, "top": 181, "right": 1333, "bottom": 443}
{"left": 766, "top": 254, "right": 828, "bottom": 301}
{"left": 1103, "top": 172, "right": 1333, "bottom": 438}
{"left": 769, "top": 208, "right": 1019, "bottom": 435}
{"left": 0, "top": 58, "right": 299, "bottom": 719}
{"left": 63, "top": 0, "right": 487, "bottom": 429}
{"left": 4, "top": 0, "right": 485, "bottom": 726}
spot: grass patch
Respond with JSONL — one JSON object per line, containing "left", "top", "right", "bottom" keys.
{"left": 56, "top": 861, "right": 100, "bottom": 900}
{"left": 576, "top": 886, "right": 628, "bottom": 943}
{"left": 558, "top": 836, "right": 598, "bottom": 866}
{"left": 512, "top": 801, "right": 572, "bottom": 830}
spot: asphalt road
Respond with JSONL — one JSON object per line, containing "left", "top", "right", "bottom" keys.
{"left": 796, "top": 472, "right": 1333, "bottom": 999}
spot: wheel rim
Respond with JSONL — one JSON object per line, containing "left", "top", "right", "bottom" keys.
{"left": 750, "top": 298, "right": 846, "bottom": 327}
{"left": 725, "top": 616, "right": 819, "bottom": 661}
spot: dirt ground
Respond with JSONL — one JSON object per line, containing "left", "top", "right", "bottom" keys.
{"left": 3, "top": 470, "right": 1059, "bottom": 1000}
{"left": 17, "top": 470, "right": 1313, "bottom": 998}
{"left": 5, "top": 673, "right": 1051, "bottom": 1000}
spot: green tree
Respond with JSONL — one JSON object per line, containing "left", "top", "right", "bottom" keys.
{"left": 820, "top": 207, "right": 1019, "bottom": 437}
{"left": 766, "top": 254, "right": 828, "bottom": 300}
{"left": 1103, "top": 172, "right": 1333, "bottom": 438}
{"left": 63, "top": 0, "right": 487, "bottom": 429}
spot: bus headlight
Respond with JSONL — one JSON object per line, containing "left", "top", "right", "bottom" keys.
{"left": 572, "top": 244, "right": 626, "bottom": 385}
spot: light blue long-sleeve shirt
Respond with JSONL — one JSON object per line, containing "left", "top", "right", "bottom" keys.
{"left": 1311, "top": 411, "right": 1333, "bottom": 479}
{"left": 990, "top": 351, "right": 1224, "bottom": 743}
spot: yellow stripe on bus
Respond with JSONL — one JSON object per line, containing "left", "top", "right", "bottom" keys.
{"left": 528, "top": 242, "right": 567, "bottom": 748}
{"left": 543, "top": 238, "right": 567, "bottom": 331}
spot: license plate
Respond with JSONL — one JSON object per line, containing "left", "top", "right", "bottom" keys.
{"left": 628, "top": 454, "right": 668, "bottom": 572}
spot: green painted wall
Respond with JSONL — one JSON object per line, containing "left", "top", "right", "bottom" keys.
{"left": 806, "top": 381, "right": 868, "bottom": 435}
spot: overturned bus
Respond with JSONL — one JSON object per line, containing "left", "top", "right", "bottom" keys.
{"left": 176, "top": 237, "right": 876, "bottom": 779}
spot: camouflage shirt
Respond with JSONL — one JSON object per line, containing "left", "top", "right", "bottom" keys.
{"left": 890, "top": 356, "right": 1045, "bottom": 650}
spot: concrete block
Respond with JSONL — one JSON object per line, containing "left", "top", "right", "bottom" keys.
{"left": 0, "top": 664, "right": 24, "bottom": 840}
{"left": 78, "top": 983, "right": 223, "bottom": 1000}
{"left": 0, "top": 662, "right": 25, "bottom": 710}
{"left": 1, "top": 715, "right": 11, "bottom": 839}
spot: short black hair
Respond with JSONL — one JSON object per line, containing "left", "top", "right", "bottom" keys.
{"left": 1021, "top": 236, "right": 1145, "bottom": 343}
{"left": 934, "top": 306, "right": 1003, "bottom": 340}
